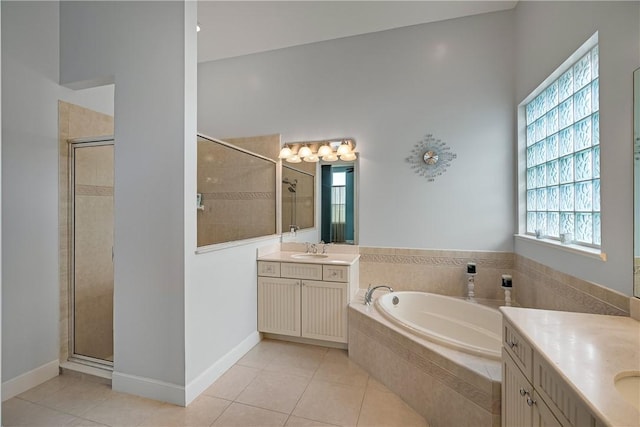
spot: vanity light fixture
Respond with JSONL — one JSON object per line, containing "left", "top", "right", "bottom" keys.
{"left": 278, "top": 138, "right": 357, "bottom": 162}
{"left": 339, "top": 152, "right": 357, "bottom": 161}
{"left": 322, "top": 153, "right": 338, "bottom": 162}
{"left": 278, "top": 146, "right": 293, "bottom": 159}
{"left": 317, "top": 143, "right": 333, "bottom": 157}
{"left": 286, "top": 154, "right": 302, "bottom": 163}
{"left": 298, "top": 145, "right": 313, "bottom": 158}
{"left": 336, "top": 141, "right": 351, "bottom": 156}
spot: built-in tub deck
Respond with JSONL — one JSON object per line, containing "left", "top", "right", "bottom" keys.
{"left": 348, "top": 290, "right": 502, "bottom": 427}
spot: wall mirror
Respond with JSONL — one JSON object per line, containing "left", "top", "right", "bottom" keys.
{"left": 197, "top": 134, "right": 278, "bottom": 247}
{"left": 634, "top": 67, "right": 640, "bottom": 297}
{"left": 279, "top": 139, "right": 359, "bottom": 244}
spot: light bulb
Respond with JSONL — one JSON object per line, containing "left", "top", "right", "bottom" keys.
{"left": 286, "top": 155, "right": 302, "bottom": 163}
{"left": 303, "top": 154, "right": 319, "bottom": 162}
{"left": 339, "top": 152, "right": 357, "bottom": 161}
{"left": 298, "top": 145, "right": 312, "bottom": 158}
{"left": 278, "top": 146, "right": 293, "bottom": 159}
{"left": 337, "top": 142, "right": 351, "bottom": 156}
{"left": 322, "top": 153, "right": 338, "bottom": 162}
{"left": 317, "top": 144, "right": 332, "bottom": 157}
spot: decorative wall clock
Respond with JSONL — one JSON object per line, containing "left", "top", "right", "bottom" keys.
{"left": 406, "top": 134, "right": 457, "bottom": 181}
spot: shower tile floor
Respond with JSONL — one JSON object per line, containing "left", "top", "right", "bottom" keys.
{"left": 2, "top": 339, "right": 428, "bottom": 426}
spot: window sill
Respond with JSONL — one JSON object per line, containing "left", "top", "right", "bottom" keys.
{"left": 514, "top": 234, "right": 607, "bottom": 262}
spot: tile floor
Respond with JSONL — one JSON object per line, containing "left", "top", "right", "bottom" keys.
{"left": 2, "top": 339, "right": 428, "bottom": 427}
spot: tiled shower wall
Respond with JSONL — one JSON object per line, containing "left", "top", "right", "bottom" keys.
{"left": 359, "top": 246, "right": 630, "bottom": 316}
{"left": 58, "top": 101, "right": 114, "bottom": 363}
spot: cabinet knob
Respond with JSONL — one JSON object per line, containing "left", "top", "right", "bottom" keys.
{"left": 526, "top": 396, "right": 536, "bottom": 407}
{"left": 519, "top": 388, "right": 527, "bottom": 397}
{"left": 508, "top": 340, "right": 518, "bottom": 349}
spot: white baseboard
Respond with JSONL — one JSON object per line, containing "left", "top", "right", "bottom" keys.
{"left": 185, "top": 331, "right": 261, "bottom": 405}
{"left": 112, "top": 371, "right": 185, "bottom": 406}
{"left": 2, "top": 360, "right": 59, "bottom": 401}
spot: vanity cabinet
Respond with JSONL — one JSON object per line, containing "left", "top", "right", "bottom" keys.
{"left": 502, "top": 319, "right": 596, "bottom": 427}
{"left": 257, "top": 260, "right": 356, "bottom": 344}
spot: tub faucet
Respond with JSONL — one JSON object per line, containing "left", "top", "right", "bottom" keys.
{"left": 364, "top": 284, "right": 394, "bottom": 306}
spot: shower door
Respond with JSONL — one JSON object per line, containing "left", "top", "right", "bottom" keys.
{"left": 71, "top": 141, "right": 114, "bottom": 366}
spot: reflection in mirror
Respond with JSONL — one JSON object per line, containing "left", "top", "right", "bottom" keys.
{"left": 282, "top": 166, "right": 314, "bottom": 233}
{"left": 320, "top": 162, "right": 357, "bottom": 244}
{"left": 634, "top": 68, "right": 640, "bottom": 297}
{"left": 197, "top": 134, "right": 277, "bottom": 247}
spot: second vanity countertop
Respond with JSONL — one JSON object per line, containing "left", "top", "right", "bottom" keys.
{"left": 500, "top": 306, "right": 640, "bottom": 427}
{"left": 257, "top": 251, "right": 360, "bottom": 266}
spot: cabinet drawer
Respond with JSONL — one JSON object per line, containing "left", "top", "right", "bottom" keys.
{"left": 258, "top": 261, "right": 281, "bottom": 277}
{"left": 323, "top": 265, "right": 349, "bottom": 282}
{"left": 281, "top": 263, "right": 323, "bottom": 280}
{"left": 533, "top": 352, "right": 595, "bottom": 427}
{"left": 504, "top": 319, "right": 533, "bottom": 380}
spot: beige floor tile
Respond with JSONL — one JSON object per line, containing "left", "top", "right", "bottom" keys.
{"left": 364, "top": 377, "right": 392, "bottom": 394}
{"left": 264, "top": 342, "right": 328, "bottom": 379}
{"left": 203, "top": 364, "right": 260, "bottom": 400}
{"left": 285, "top": 415, "right": 339, "bottom": 426}
{"left": 212, "top": 402, "right": 288, "bottom": 427}
{"left": 80, "top": 392, "right": 164, "bottom": 427}
{"left": 314, "top": 350, "right": 369, "bottom": 388}
{"left": 237, "top": 339, "right": 285, "bottom": 369}
{"left": 293, "top": 380, "right": 365, "bottom": 426}
{"left": 138, "top": 395, "right": 231, "bottom": 427}
{"left": 37, "top": 379, "right": 112, "bottom": 417}
{"left": 236, "top": 370, "right": 310, "bottom": 414}
{"left": 17, "top": 374, "right": 78, "bottom": 403}
{"left": 66, "top": 417, "right": 111, "bottom": 426}
{"left": 2, "top": 397, "right": 78, "bottom": 426}
{"left": 356, "top": 387, "right": 427, "bottom": 427}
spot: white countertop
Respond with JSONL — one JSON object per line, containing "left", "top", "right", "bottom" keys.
{"left": 257, "top": 251, "right": 360, "bottom": 266}
{"left": 500, "top": 307, "right": 640, "bottom": 427}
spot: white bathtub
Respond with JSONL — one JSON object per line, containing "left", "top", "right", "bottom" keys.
{"left": 375, "top": 291, "right": 502, "bottom": 360}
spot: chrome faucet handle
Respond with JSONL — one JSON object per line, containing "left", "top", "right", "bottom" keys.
{"left": 305, "top": 242, "right": 311, "bottom": 253}
{"left": 310, "top": 243, "right": 317, "bottom": 254}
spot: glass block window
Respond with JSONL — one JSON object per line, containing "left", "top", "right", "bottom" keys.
{"left": 525, "top": 44, "right": 600, "bottom": 246}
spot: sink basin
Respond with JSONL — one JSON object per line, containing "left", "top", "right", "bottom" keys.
{"left": 614, "top": 372, "right": 640, "bottom": 410}
{"left": 291, "top": 253, "right": 329, "bottom": 259}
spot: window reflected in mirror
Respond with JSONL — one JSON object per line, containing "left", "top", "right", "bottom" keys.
{"left": 321, "top": 164, "right": 356, "bottom": 244}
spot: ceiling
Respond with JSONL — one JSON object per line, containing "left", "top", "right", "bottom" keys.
{"left": 197, "top": 1, "right": 518, "bottom": 63}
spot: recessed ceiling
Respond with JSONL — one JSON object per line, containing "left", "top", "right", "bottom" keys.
{"left": 197, "top": 1, "right": 518, "bottom": 63}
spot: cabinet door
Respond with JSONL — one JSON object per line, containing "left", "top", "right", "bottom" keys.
{"left": 533, "top": 391, "right": 562, "bottom": 427}
{"left": 257, "top": 277, "right": 301, "bottom": 337}
{"left": 301, "top": 280, "right": 348, "bottom": 343}
{"left": 503, "top": 349, "right": 533, "bottom": 427}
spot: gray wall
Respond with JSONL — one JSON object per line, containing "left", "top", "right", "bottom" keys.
{"left": 60, "top": 1, "right": 195, "bottom": 403}
{"left": 198, "top": 9, "right": 516, "bottom": 252}
{"left": 514, "top": 1, "right": 640, "bottom": 295}
{"left": 1, "top": 1, "right": 113, "bottom": 383}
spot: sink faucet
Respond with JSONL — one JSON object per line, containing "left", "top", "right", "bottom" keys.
{"left": 364, "top": 284, "right": 394, "bottom": 306}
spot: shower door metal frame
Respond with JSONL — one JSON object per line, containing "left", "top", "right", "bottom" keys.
{"left": 68, "top": 136, "right": 115, "bottom": 369}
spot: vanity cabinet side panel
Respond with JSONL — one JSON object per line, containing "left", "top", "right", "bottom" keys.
{"left": 503, "top": 348, "right": 534, "bottom": 427}
{"left": 258, "top": 277, "right": 301, "bottom": 337}
{"left": 301, "top": 280, "right": 348, "bottom": 343}
{"left": 533, "top": 352, "right": 596, "bottom": 427}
